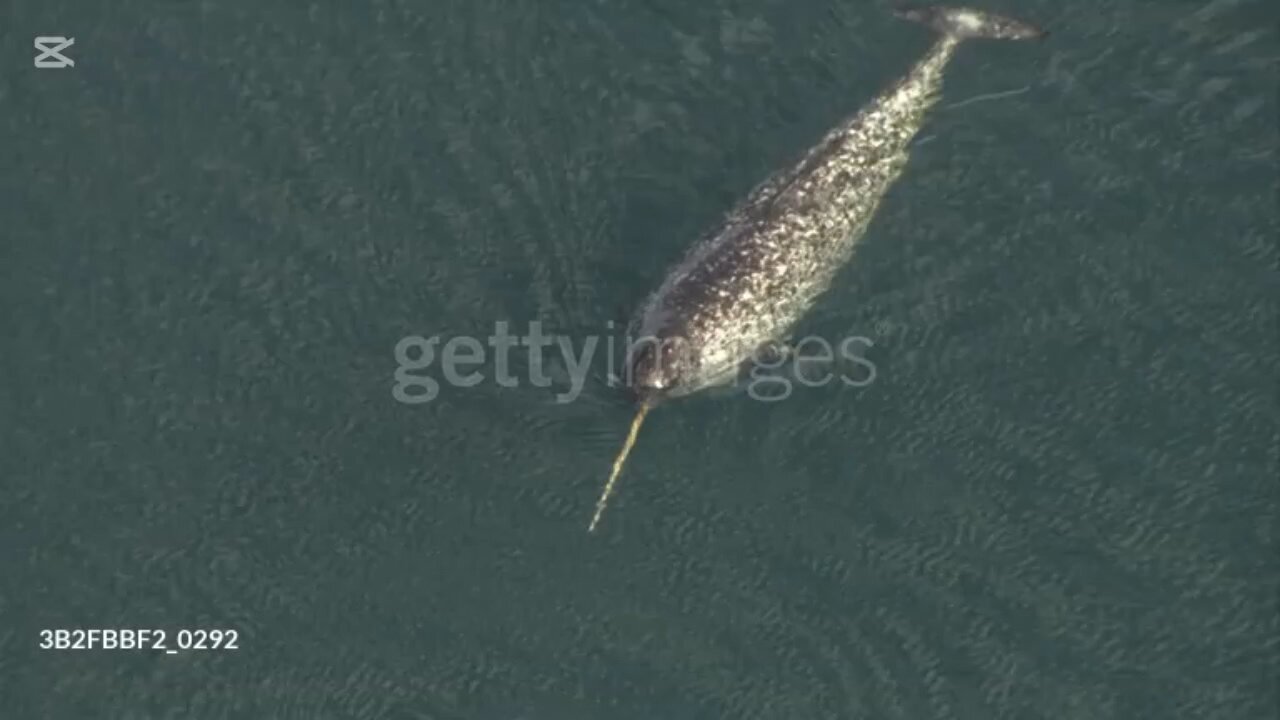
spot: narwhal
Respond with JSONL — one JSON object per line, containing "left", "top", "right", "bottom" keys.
{"left": 588, "top": 5, "right": 1047, "bottom": 532}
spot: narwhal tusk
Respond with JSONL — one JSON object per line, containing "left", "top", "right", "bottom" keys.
{"left": 588, "top": 403, "right": 651, "bottom": 533}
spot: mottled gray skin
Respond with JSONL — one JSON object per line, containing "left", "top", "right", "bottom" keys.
{"left": 627, "top": 7, "right": 1044, "bottom": 404}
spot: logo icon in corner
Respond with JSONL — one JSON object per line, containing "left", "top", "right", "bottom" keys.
{"left": 34, "top": 36, "right": 75, "bottom": 69}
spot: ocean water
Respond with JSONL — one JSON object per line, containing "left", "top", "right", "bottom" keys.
{"left": 2, "top": 1, "right": 1276, "bottom": 718}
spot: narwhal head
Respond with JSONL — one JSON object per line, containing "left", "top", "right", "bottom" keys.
{"left": 625, "top": 334, "right": 695, "bottom": 405}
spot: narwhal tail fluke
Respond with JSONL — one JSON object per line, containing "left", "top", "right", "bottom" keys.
{"left": 588, "top": 403, "right": 651, "bottom": 533}
{"left": 894, "top": 4, "right": 1048, "bottom": 41}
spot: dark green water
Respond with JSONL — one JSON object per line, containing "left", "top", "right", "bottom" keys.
{"left": 3, "top": 1, "right": 1276, "bottom": 718}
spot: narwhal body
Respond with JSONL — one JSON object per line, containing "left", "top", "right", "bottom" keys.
{"left": 589, "top": 6, "right": 1046, "bottom": 532}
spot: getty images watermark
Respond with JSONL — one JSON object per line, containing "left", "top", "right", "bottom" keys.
{"left": 391, "top": 321, "right": 877, "bottom": 404}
